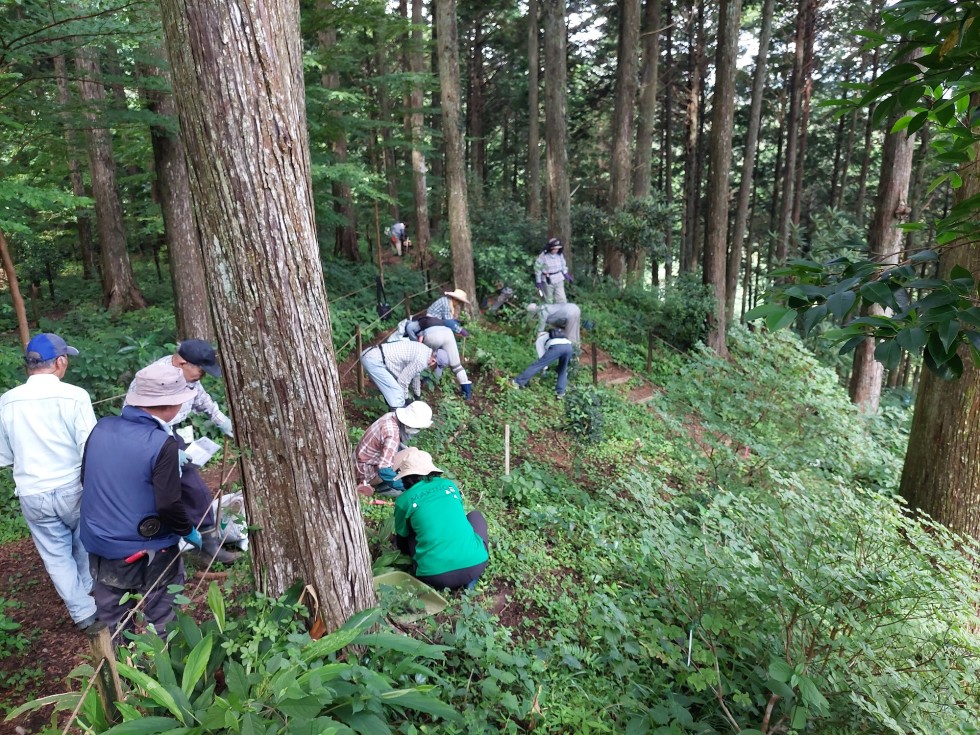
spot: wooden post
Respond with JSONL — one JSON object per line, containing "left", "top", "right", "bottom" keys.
{"left": 646, "top": 331, "right": 653, "bottom": 373}
{"left": 0, "top": 227, "right": 30, "bottom": 348}
{"left": 504, "top": 424, "right": 510, "bottom": 476}
{"left": 374, "top": 202, "right": 384, "bottom": 287}
{"left": 355, "top": 325, "right": 364, "bottom": 395}
{"left": 592, "top": 337, "right": 598, "bottom": 387}
{"left": 87, "top": 622, "right": 124, "bottom": 724}
{"left": 404, "top": 292, "right": 412, "bottom": 319}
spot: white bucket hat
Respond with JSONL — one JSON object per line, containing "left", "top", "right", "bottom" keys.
{"left": 393, "top": 447, "right": 443, "bottom": 480}
{"left": 395, "top": 401, "right": 433, "bottom": 429}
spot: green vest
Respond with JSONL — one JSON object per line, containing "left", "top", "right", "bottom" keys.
{"left": 394, "top": 476, "right": 488, "bottom": 577}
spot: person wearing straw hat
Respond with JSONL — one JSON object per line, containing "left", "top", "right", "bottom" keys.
{"left": 354, "top": 401, "right": 433, "bottom": 497}
{"left": 128, "top": 339, "right": 239, "bottom": 564}
{"left": 81, "top": 363, "right": 204, "bottom": 634}
{"left": 534, "top": 237, "right": 571, "bottom": 304}
{"left": 426, "top": 288, "right": 470, "bottom": 321}
{"left": 0, "top": 333, "right": 99, "bottom": 631}
{"left": 391, "top": 448, "right": 489, "bottom": 591}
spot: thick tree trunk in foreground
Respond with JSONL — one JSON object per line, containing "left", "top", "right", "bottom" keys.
{"left": 435, "top": 0, "right": 477, "bottom": 310}
{"left": 139, "top": 47, "right": 214, "bottom": 341}
{"left": 848, "top": 111, "right": 914, "bottom": 412}
{"left": 542, "top": 0, "right": 572, "bottom": 270}
{"left": 74, "top": 48, "right": 146, "bottom": 312}
{"left": 159, "top": 0, "right": 375, "bottom": 629}
{"left": 702, "top": 0, "right": 741, "bottom": 357}
{"left": 900, "top": 103, "right": 980, "bottom": 540}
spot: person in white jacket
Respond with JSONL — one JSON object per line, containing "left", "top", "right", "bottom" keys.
{"left": 511, "top": 328, "right": 574, "bottom": 398}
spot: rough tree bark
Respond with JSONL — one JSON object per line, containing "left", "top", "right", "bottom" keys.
{"left": 74, "top": 47, "right": 146, "bottom": 312}
{"left": 702, "top": 0, "right": 742, "bottom": 357}
{"left": 409, "top": 0, "right": 431, "bottom": 262}
{"left": 159, "top": 0, "right": 375, "bottom": 629}
{"left": 632, "top": 0, "right": 661, "bottom": 201}
{"left": 527, "top": 0, "right": 541, "bottom": 221}
{"left": 435, "top": 0, "right": 477, "bottom": 309}
{"left": 775, "top": 0, "right": 807, "bottom": 263}
{"left": 138, "top": 45, "right": 214, "bottom": 341}
{"left": 848, "top": 111, "right": 915, "bottom": 412}
{"left": 467, "top": 13, "right": 486, "bottom": 207}
{"left": 605, "top": 0, "right": 641, "bottom": 281}
{"left": 542, "top": 0, "right": 572, "bottom": 269}
{"left": 680, "top": 0, "right": 704, "bottom": 274}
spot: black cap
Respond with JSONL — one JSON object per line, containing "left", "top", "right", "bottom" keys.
{"left": 177, "top": 339, "right": 222, "bottom": 377}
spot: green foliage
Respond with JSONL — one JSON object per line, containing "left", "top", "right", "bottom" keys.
{"left": 9, "top": 585, "right": 460, "bottom": 734}
{"left": 607, "top": 195, "right": 672, "bottom": 260}
{"left": 0, "top": 472, "right": 26, "bottom": 543}
{"left": 563, "top": 385, "right": 605, "bottom": 444}
{"left": 469, "top": 201, "right": 548, "bottom": 305}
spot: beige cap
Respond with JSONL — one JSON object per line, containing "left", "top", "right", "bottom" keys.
{"left": 127, "top": 363, "right": 197, "bottom": 407}
{"left": 393, "top": 447, "right": 443, "bottom": 481}
{"left": 444, "top": 288, "right": 470, "bottom": 305}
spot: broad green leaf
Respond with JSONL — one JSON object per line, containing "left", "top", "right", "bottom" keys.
{"left": 803, "top": 303, "right": 829, "bottom": 335}
{"left": 827, "top": 290, "right": 856, "bottom": 320}
{"left": 791, "top": 704, "right": 809, "bottom": 730}
{"left": 207, "top": 582, "right": 225, "bottom": 633}
{"left": 875, "top": 340, "right": 902, "bottom": 370}
{"left": 768, "top": 659, "right": 794, "bottom": 683}
{"left": 3, "top": 692, "right": 79, "bottom": 721}
{"left": 939, "top": 318, "right": 961, "bottom": 352}
{"left": 354, "top": 633, "right": 451, "bottom": 658}
{"left": 797, "top": 676, "right": 830, "bottom": 712}
{"left": 102, "top": 718, "right": 184, "bottom": 735}
{"left": 860, "top": 281, "right": 896, "bottom": 309}
{"left": 181, "top": 634, "right": 214, "bottom": 696}
{"left": 896, "top": 327, "right": 927, "bottom": 353}
{"left": 379, "top": 689, "right": 461, "bottom": 721}
{"left": 744, "top": 303, "right": 784, "bottom": 322}
{"left": 117, "top": 663, "right": 186, "bottom": 724}
{"left": 767, "top": 307, "right": 798, "bottom": 332}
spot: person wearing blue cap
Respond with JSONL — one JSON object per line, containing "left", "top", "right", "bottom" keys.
{"left": 128, "top": 339, "right": 238, "bottom": 564}
{"left": 0, "top": 333, "right": 99, "bottom": 631}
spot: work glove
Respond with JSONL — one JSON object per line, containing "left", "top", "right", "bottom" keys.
{"left": 215, "top": 416, "right": 234, "bottom": 438}
{"left": 564, "top": 272, "right": 574, "bottom": 283}
{"left": 378, "top": 467, "right": 406, "bottom": 493}
{"left": 183, "top": 527, "right": 203, "bottom": 549}
{"left": 535, "top": 280, "right": 543, "bottom": 290}
{"left": 458, "top": 328, "right": 471, "bottom": 338}
{"left": 177, "top": 449, "right": 192, "bottom": 477}
{"left": 460, "top": 383, "right": 473, "bottom": 400}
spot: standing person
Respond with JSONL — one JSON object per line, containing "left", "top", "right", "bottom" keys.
{"left": 527, "top": 302, "right": 582, "bottom": 345}
{"left": 82, "top": 363, "right": 202, "bottom": 635}
{"left": 360, "top": 340, "right": 449, "bottom": 409}
{"left": 391, "top": 448, "right": 489, "bottom": 591}
{"left": 420, "top": 325, "right": 473, "bottom": 400}
{"left": 387, "top": 222, "right": 407, "bottom": 256}
{"left": 534, "top": 238, "right": 572, "bottom": 304}
{"left": 128, "top": 339, "right": 237, "bottom": 564}
{"left": 0, "top": 334, "right": 99, "bottom": 631}
{"left": 354, "top": 401, "right": 433, "bottom": 497}
{"left": 426, "top": 288, "right": 470, "bottom": 320}
{"left": 511, "top": 327, "right": 575, "bottom": 398}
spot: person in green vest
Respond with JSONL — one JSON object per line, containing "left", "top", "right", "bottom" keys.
{"left": 391, "top": 448, "right": 489, "bottom": 590}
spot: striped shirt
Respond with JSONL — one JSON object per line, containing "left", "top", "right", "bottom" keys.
{"left": 372, "top": 341, "right": 432, "bottom": 397}
{"left": 426, "top": 296, "right": 456, "bottom": 320}
{"left": 354, "top": 412, "right": 402, "bottom": 484}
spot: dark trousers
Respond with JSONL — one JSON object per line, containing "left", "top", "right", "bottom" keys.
{"left": 175, "top": 435, "right": 216, "bottom": 529}
{"left": 396, "top": 511, "right": 489, "bottom": 590}
{"left": 515, "top": 343, "right": 573, "bottom": 395}
{"left": 90, "top": 548, "right": 185, "bottom": 636}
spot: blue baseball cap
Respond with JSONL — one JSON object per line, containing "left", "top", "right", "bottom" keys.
{"left": 177, "top": 339, "right": 222, "bottom": 377}
{"left": 25, "top": 333, "right": 79, "bottom": 363}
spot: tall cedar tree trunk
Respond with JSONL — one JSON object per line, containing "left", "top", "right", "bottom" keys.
{"left": 663, "top": 3, "right": 674, "bottom": 289}
{"left": 632, "top": 0, "right": 661, "bottom": 201}
{"left": 900, "top": 112, "right": 980, "bottom": 540}
{"left": 54, "top": 55, "right": 98, "bottom": 281}
{"left": 527, "top": 0, "right": 541, "bottom": 221}
{"left": 542, "top": 0, "right": 572, "bottom": 269}
{"left": 835, "top": 108, "right": 858, "bottom": 209}
{"left": 410, "top": 0, "right": 432, "bottom": 263}
{"left": 318, "top": 4, "right": 360, "bottom": 262}
{"left": 138, "top": 46, "right": 214, "bottom": 341}
{"left": 159, "top": 0, "right": 376, "bottom": 627}
{"left": 726, "top": 0, "right": 773, "bottom": 323}
{"left": 628, "top": 0, "right": 662, "bottom": 281}
{"left": 605, "top": 0, "right": 641, "bottom": 281}
{"left": 855, "top": 43, "right": 881, "bottom": 226}
{"left": 376, "top": 49, "right": 400, "bottom": 223}
{"left": 790, "top": 0, "right": 817, "bottom": 247}
{"left": 703, "top": 0, "right": 742, "bottom": 356}
{"left": 435, "top": 0, "right": 477, "bottom": 309}
{"left": 429, "top": 3, "right": 443, "bottom": 233}
{"left": 680, "top": 0, "right": 704, "bottom": 274}
{"left": 776, "top": 0, "right": 806, "bottom": 262}
{"left": 467, "top": 14, "right": 486, "bottom": 208}
{"left": 848, "top": 111, "right": 915, "bottom": 411}
{"left": 904, "top": 125, "right": 930, "bottom": 256}
{"left": 73, "top": 48, "right": 146, "bottom": 312}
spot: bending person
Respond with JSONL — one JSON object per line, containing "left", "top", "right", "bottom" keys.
{"left": 512, "top": 328, "right": 574, "bottom": 398}
{"left": 354, "top": 402, "right": 433, "bottom": 497}
{"left": 527, "top": 302, "right": 581, "bottom": 346}
{"left": 420, "top": 325, "right": 473, "bottom": 400}
{"left": 360, "top": 341, "right": 449, "bottom": 409}
{"left": 391, "top": 448, "right": 489, "bottom": 591}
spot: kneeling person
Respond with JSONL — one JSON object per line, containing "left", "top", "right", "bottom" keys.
{"left": 355, "top": 401, "right": 433, "bottom": 497}
{"left": 81, "top": 364, "right": 202, "bottom": 635}
{"left": 392, "top": 448, "right": 489, "bottom": 590}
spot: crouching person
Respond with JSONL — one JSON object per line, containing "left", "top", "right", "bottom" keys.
{"left": 391, "top": 448, "right": 489, "bottom": 590}
{"left": 81, "top": 364, "right": 202, "bottom": 635}
{"left": 354, "top": 401, "right": 433, "bottom": 497}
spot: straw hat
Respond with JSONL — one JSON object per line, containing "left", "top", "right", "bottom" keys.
{"left": 444, "top": 288, "right": 470, "bottom": 305}
{"left": 393, "top": 447, "right": 443, "bottom": 480}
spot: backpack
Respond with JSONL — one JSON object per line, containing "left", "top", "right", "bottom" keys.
{"left": 548, "top": 327, "right": 566, "bottom": 340}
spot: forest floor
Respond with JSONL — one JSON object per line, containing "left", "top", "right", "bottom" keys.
{"left": 0, "top": 315, "right": 660, "bottom": 734}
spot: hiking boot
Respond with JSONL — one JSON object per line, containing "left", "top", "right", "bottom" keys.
{"left": 199, "top": 526, "right": 241, "bottom": 565}
{"left": 75, "top": 613, "right": 99, "bottom": 631}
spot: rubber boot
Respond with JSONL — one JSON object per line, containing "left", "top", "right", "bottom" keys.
{"left": 199, "top": 526, "right": 240, "bottom": 565}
